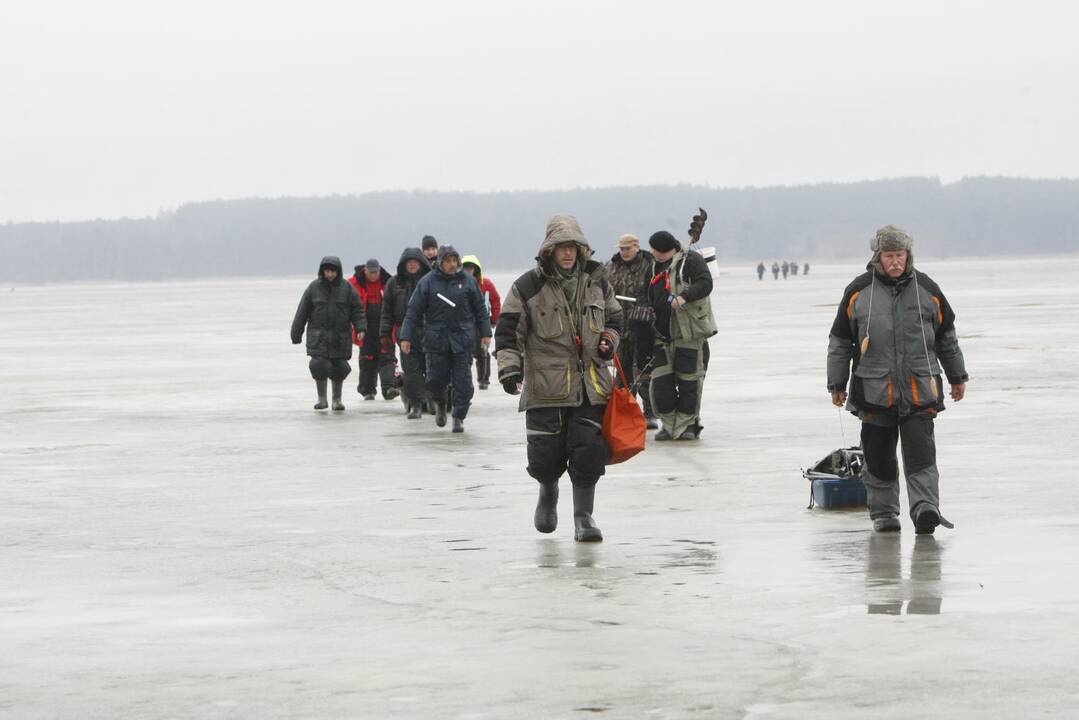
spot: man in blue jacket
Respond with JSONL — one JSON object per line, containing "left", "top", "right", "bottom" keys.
{"left": 400, "top": 245, "right": 492, "bottom": 433}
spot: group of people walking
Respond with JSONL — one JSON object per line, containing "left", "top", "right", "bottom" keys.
{"left": 757, "top": 260, "right": 809, "bottom": 279}
{"left": 291, "top": 218, "right": 968, "bottom": 543}
{"left": 290, "top": 235, "right": 501, "bottom": 432}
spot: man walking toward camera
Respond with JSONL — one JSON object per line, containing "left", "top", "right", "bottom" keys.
{"left": 827, "top": 225, "right": 969, "bottom": 534}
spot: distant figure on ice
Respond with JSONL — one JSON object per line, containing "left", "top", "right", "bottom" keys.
{"left": 400, "top": 246, "right": 492, "bottom": 433}
{"left": 381, "top": 247, "right": 431, "bottom": 419}
{"left": 791, "top": 261, "right": 799, "bottom": 276}
{"left": 771, "top": 261, "right": 780, "bottom": 280}
{"left": 827, "top": 225, "right": 969, "bottom": 534}
{"left": 421, "top": 235, "right": 439, "bottom": 268}
{"left": 757, "top": 262, "right": 766, "bottom": 280}
{"left": 461, "top": 255, "right": 501, "bottom": 390}
{"left": 495, "top": 215, "right": 622, "bottom": 542}
{"left": 781, "top": 261, "right": 790, "bottom": 279}
{"left": 605, "top": 233, "right": 658, "bottom": 429}
{"left": 803, "top": 262, "right": 810, "bottom": 275}
{"left": 349, "top": 259, "right": 398, "bottom": 401}
{"left": 646, "top": 230, "right": 716, "bottom": 441}
{"left": 290, "top": 256, "right": 366, "bottom": 411}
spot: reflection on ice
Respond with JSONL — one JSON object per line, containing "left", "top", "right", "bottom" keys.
{"left": 866, "top": 535, "right": 944, "bottom": 615}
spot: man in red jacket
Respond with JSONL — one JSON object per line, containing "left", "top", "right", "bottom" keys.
{"left": 462, "top": 255, "right": 501, "bottom": 389}
{"left": 349, "top": 258, "right": 399, "bottom": 400}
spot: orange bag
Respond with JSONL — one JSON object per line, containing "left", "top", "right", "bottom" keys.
{"left": 602, "top": 354, "right": 647, "bottom": 464}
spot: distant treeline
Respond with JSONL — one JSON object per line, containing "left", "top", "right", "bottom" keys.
{"left": 3, "top": 177, "right": 1077, "bottom": 282}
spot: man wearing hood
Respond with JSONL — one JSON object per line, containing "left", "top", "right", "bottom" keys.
{"left": 290, "top": 256, "right": 366, "bottom": 411}
{"left": 399, "top": 245, "right": 492, "bottom": 433}
{"left": 349, "top": 259, "right": 398, "bottom": 401}
{"left": 421, "top": 235, "right": 439, "bottom": 268}
{"left": 646, "top": 231, "right": 716, "bottom": 441}
{"left": 605, "top": 233, "right": 658, "bottom": 428}
{"left": 827, "top": 225, "right": 969, "bottom": 534}
{"left": 495, "top": 215, "right": 623, "bottom": 542}
{"left": 381, "top": 247, "right": 431, "bottom": 419}
{"left": 461, "top": 255, "right": 501, "bottom": 390}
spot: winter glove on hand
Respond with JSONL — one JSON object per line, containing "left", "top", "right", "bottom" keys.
{"left": 501, "top": 373, "right": 523, "bottom": 395}
{"left": 596, "top": 331, "right": 616, "bottom": 361}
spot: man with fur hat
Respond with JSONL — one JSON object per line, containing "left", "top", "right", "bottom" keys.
{"left": 495, "top": 215, "right": 623, "bottom": 542}
{"left": 605, "top": 233, "right": 658, "bottom": 428}
{"left": 400, "top": 245, "right": 492, "bottom": 433}
{"left": 827, "top": 225, "right": 969, "bottom": 534}
{"left": 645, "top": 230, "right": 716, "bottom": 441}
{"left": 290, "top": 256, "right": 366, "bottom": 411}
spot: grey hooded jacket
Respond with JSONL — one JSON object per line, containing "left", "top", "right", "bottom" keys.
{"left": 495, "top": 215, "right": 623, "bottom": 411}
{"left": 827, "top": 264, "right": 968, "bottom": 416}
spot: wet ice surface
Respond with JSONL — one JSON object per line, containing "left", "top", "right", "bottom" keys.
{"left": 2, "top": 256, "right": 1078, "bottom": 718}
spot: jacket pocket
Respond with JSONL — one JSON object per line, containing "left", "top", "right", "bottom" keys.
{"left": 854, "top": 365, "right": 894, "bottom": 408}
{"left": 909, "top": 366, "right": 940, "bottom": 407}
{"left": 588, "top": 361, "right": 612, "bottom": 399}
{"left": 533, "top": 307, "right": 564, "bottom": 340}
{"left": 674, "top": 346, "right": 699, "bottom": 375}
{"left": 585, "top": 302, "right": 604, "bottom": 333}
{"left": 529, "top": 363, "right": 572, "bottom": 401}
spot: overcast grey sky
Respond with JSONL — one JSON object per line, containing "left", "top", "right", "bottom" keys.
{"left": 1, "top": 0, "right": 1076, "bottom": 222}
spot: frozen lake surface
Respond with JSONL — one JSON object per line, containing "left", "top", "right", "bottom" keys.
{"left": 2, "top": 256, "right": 1078, "bottom": 718}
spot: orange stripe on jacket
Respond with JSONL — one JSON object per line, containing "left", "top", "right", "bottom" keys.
{"left": 847, "top": 291, "right": 861, "bottom": 320}
{"left": 931, "top": 296, "right": 943, "bottom": 324}
{"left": 911, "top": 376, "right": 920, "bottom": 405}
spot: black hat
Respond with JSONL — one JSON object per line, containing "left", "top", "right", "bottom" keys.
{"left": 364, "top": 258, "right": 380, "bottom": 271}
{"left": 421, "top": 235, "right": 438, "bottom": 250}
{"left": 648, "top": 230, "right": 679, "bottom": 253}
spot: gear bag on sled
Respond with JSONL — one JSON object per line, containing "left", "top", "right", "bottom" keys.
{"left": 803, "top": 446, "right": 867, "bottom": 509}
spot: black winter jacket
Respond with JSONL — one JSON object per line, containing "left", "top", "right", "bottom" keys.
{"left": 380, "top": 247, "right": 431, "bottom": 343}
{"left": 400, "top": 247, "right": 492, "bottom": 354}
{"left": 290, "top": 256, "right": 366, "bottom": 359}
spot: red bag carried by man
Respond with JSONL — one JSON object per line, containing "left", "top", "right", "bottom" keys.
{"left": 602, "top": 355, "right": 646, "bottom": 464}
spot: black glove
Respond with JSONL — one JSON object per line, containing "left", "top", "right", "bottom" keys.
{"left": 501, "top": 373, "right": 522, "bottom": 395}
{"left": 596, "top": 332, "right": 615, "bottom": 361}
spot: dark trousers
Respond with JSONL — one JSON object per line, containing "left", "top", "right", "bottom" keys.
{"left": 617, "top": 327, "right": 655, "bottom": 416}
{"left": 474, "top": 338, "right": 491, "bottom": 386}
{"left": 358, "top": 351, "right": 398, "bottom": 397}
{"left": 525, "top": 401, "right": 608, "bottom": 488}
{"left": 861, "top": 413, "right": 940, "bottom": 521}
{"left": 399, "top": 344, "right": 427, "bottom": 405}
{"left": 426, "top": 350, "right": 474, "bottom": 419}
{"left": 309, "top": 356, "right": 351, "bottom": 382}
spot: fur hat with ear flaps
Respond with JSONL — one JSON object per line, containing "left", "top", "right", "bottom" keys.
{"left": 870, "top": 225, "right": 913, "bottom": 273}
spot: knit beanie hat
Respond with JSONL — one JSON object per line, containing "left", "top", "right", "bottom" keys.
{"left": 421, "top": 235, "right": 438, "bottom": 250}
{"left": 648, "top": 230, "right": 679, "bottom": 253}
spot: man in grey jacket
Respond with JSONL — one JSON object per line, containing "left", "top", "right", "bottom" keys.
{"left": 827, "top": 226, "right": 969, "bottom": 534}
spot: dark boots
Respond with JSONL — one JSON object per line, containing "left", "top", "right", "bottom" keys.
{"left": 572, "top": 486, "right": 603, "bottom": 542}
{"left": 434, "top": 399, "right": 448, "bottom": 427}
{"left": 534, "top": 481, "right": 558, "bottom": 533}
{"left": 452, "top": 417, "right": 464, "bottom": 433}
{"left": 331, "top": 379, "right": 345, "bottom": 412}
{"left": 314, "top": 379, "right": 329, "bottom": 410}
{"left": 406, "top": 402, "right": 422, "bottom": 419}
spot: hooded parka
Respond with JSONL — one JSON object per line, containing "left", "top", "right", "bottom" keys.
{"left": 291, "top": 256, "right": 366, "bottom": 359}
{"left": 496, "top": 217, "right": 623, "bottom": 412}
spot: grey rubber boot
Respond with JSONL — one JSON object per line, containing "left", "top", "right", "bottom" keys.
{"left": 873, "top": 515, "right": 901, "bottom": 532}
{"left": 534, "top": 481, "right": 558, "bottom": 533}
{"left": 572, "top": 486, "right": 603, "bottom": 542}
{"left": 331, "top": 379, "right": 345, "bottom": 412}
{"left": 314, "top": 379, "right": 329, "bottom": 410}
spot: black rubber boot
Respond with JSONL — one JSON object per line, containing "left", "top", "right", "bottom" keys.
{"left": 314, "top": 379, "right": 329, "bottom": 410}
{"left": 452, "top": 417, "right": 464, "bottom": 433}
{"left": 434, "top": 400, "right": 447, "bottom": 427}
{"left": 534, "top": 481, "right": 558, "bottom": 533}
{"left": 331, "top": 379, "right": 345, "bottom": 412}
{"left": 406, "top": 403, "right": 422, "bottom": 420}
{"left": 655, "top": 428, "right": 672, "bottom": 441}
{"left": 572, "top": 486, "right": 603, "bottom": 542}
